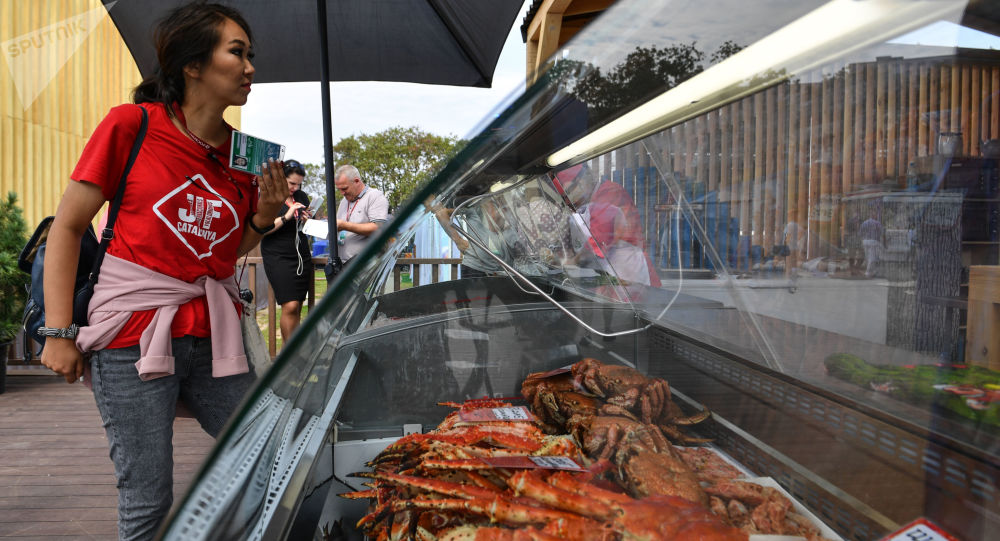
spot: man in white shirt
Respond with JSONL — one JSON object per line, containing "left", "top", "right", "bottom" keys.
{"left": 334, "top": 164, "right": 390, "bottom": 264}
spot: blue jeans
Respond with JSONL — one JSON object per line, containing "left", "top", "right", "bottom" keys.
{"left": 90, "top": 336, "right": 256, "bottom": 541}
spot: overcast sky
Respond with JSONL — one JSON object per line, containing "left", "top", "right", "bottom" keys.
{"left": 239, "top": 3, "right": 530, "bottom": 167}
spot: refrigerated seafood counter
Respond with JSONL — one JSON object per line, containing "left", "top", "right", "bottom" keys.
{"left": 159, "top": 0, "right": 1000, "bottom": 539}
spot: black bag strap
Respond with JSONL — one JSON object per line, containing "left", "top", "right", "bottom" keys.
{"left": 87, "top": 105, "right": 148, "bottom": 283}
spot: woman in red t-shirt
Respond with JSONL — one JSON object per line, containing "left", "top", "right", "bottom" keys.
{"left": 40, "top": 3, "right": 286, "bottom": 539}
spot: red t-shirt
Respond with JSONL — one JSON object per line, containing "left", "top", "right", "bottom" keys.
{"left": 72, "top": 102, "right": 258, "bottom": 348}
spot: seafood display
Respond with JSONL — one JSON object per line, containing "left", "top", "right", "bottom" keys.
{"left": 341, "top": 359, "right": 836, "bottom": 540}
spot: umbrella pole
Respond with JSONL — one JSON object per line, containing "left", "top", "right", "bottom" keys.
{"left": 318, "top": 0, "right": 342, "bottom": 282}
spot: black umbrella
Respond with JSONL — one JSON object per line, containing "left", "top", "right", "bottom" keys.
{"left": 101, "top": 0, "right": 524, "bottom": 276}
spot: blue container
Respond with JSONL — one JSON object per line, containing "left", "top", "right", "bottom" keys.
{"left": 312, "top": 238, "right": 329, "bottom": 257}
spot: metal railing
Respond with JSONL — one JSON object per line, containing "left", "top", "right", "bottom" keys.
{"left": 6, "top": 257, "right": 464, "bottom": 364}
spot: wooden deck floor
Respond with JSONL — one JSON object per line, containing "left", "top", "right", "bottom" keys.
{"left": 0, "top": 374, "right": 214, "bottom": 540}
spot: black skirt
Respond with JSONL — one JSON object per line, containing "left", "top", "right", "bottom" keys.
{"left": 261, "top": 195, "right": 313, "bottom": 304}
{"left": 261, "top": 246, "right": 312, "bottom": 304}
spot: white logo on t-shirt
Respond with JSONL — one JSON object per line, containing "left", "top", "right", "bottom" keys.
{"left": 153, "top": 174, "right": 239, "bottom": 259}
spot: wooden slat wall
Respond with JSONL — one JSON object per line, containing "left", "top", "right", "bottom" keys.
{"left": 1, "top": 1, "right": 138, "bottom": 226}
{"left": 612, "top": 58, "right": 1000, "bottom": 270}
{"left": 1, "top": 1, "right": 242, "bottom": 227}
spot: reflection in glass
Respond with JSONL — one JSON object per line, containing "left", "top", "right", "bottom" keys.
{"left": 163, "top": 1, "right": 999, "bottom": 540}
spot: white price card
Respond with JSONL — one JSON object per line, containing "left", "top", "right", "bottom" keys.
{"left": 529, "top": 456, "right": 585, "bottom": 470}
{"left": 459, "top": 406, "right": 536, "bottom": 422}
{"left": 492, "top": 407, "right": 531, "bottom": 421}
{"left": 883, "top": 518, "right": 958, "bottom": 541}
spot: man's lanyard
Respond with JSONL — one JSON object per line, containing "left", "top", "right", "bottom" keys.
{"left": 345, "top": 187, "right": 368, "bottom": 219}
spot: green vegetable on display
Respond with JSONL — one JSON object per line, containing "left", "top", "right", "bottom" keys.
{"left": 824, "top": 353, "right": 1000, "bottom": 427}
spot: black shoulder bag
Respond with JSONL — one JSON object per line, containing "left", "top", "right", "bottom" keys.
{"left": 18, "top": 106, "right": 148, "bottom": 357}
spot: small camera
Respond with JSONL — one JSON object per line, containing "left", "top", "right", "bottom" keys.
{"left": 239, "top": 288, "right": 253, "bottom": 303}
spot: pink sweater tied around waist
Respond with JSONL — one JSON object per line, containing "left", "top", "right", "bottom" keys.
{"left": 75, "top": 254, "right": 248, "bottom": 381}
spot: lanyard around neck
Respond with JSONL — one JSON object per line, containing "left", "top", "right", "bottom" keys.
{"left": 172, "top": 103, "right": 243, "bottom": 202}
{"left": 345, "top": 187, "right": 368, "bottom": 218}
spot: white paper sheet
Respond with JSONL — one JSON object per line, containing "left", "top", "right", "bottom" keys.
{"left": 302, "top": 219, "right": 328, "bottom": 239}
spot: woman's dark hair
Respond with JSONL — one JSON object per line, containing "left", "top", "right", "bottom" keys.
{"left": 283, "top": 159, "right": 306, "bottom": 177}
{"left": 132, "top": 2, "right": 253, "bottom": 107}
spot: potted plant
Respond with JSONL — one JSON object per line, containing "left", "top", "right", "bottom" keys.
{"left": 0, "top": 192, "right": 28, "bottom": 393}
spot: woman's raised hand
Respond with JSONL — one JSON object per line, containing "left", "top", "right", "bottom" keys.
{"left": 257, "top": 159, "right": 287, "bottom": 219}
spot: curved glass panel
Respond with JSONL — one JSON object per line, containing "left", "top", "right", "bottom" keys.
{"left": 164, "top": 1, "right": 999, "bottom": 540}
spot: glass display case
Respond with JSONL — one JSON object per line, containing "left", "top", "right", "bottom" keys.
{"left": 161, "top": 0, "right": 999, "bottom": 539}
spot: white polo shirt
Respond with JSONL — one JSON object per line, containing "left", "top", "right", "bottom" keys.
{"left": 335, "top": 186, "right": 389, "bottom": 261}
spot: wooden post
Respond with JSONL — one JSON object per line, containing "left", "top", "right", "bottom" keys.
{"left": 855, "top": 65, "right": 867, "bottom": 181}
{"left": 864, "top": 63, "right": 877, "bottom": 184}
{"left": 966, "top": 266, "right": 1000, "bottom": 370}
{"left": 938, "top": 64, "right": 948, "bottom": 138}
{"left": 752, "top": 92, "right": 764, "bottom": 250}
{"left": 906, "top": 62, "right": 919, "bottom": 167}
{"left": 820, "top": 74, "right": 833, "bottom": 259}
{"left": 960, "top": 64, "right": 971, "bottom": 156}
{"left": 918, "top": 63, "right": 930, "bottom": 157}
{"left": 983, "top": 66, "right": 1000, "bottom": 139}
{"left": 876, "top": 61, "right": 887, "bottom": 178}
{"left": 684, "top": 120, "right": 696, "bottom": 180}
{"left": 950, "top": 63, "right": 961, "bottom": 140}
{"left": 730, "top": 102, "right": 741, "bottom": 221}
{"left": 832, "top": 71, "right": 845, "bottom": 248}
{"left": 971, "top": 66, "right": 981, "bottom": 155}
{"left": 708, "top": 110, "right": 719, "bottom": 194}
{"left": 797, "top": 82, "right": 810, "bottom": 261}
{"left": 248, "top": 263, "right": 257, "bottom": 308}
{"left": 886, "top": 60, "right": 898, "bottom": 181}
{"left": 776, "top": 83, "right": 788, "bottom": 266}
{"left": 764, "top": 87, "right": 777, "bottom": 253}
{"left": 842, "top": 67, "right": 855, "bottom": 198}
{"left": 809, "top": 80, "right": 823, "bottom": 259}
{"left": 786, "top": 81, "right": 800, "bottom": 271}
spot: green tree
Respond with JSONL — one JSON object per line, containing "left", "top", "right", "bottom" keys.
{"left": 299, "top": 162, "right": 328, "bottom": 218}
{"left": 548, "top": 41, "right": 745, "bottom": 126}
{"left": 0, "top": 192, "right": 29, "bottom": 342}
{"left": 331, "top": 126, "right": 463, "bottom": 212}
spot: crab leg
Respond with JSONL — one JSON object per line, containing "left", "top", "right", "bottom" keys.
{"left": 372, "top": 471, "right": 504, "bottom": 499}
{"left": 437, "top": 525, "right": 564, "bottom": 541}
{"left": 393, "top": 497, "right": 591, "bottom": 526}
{"left": 506, "top": 471, "right": 616, "bottom": 520}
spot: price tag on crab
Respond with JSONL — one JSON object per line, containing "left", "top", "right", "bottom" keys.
{"left": 882, "top": 518, "right": 959, "bottom": 541}
{"left": 459, "top": 406, "right": 535, "bottom": 423}
{"left": 481, "top": 456, "right": 586, "bottom": 471}
{"left": 528, "top": 456, "right": 586, "bottom": 470}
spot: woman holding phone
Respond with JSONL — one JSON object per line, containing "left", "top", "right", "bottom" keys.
{"left": 260, "top": 159, "right": 314, "bottom": 343}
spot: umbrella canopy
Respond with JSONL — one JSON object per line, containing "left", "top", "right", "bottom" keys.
{"left": 102, "top": 0, "right": 521, "bottom": 87}
{"left": 101, "top": 0, "right": 524, "bottom": 272}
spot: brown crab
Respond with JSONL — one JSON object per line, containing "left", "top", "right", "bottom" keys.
{"left": 571, "top": 358, "right": 673, "bottom": 424}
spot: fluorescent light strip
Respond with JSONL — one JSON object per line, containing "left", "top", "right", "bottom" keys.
{"left": 547, "top": 0, "right": 965, "bottom": 167}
